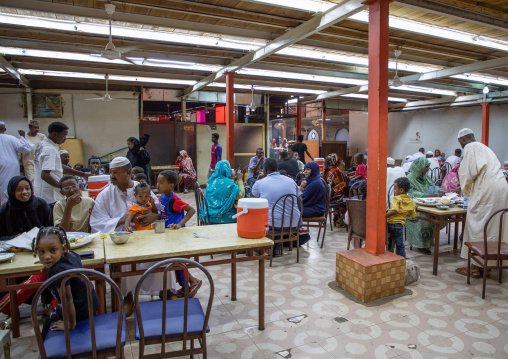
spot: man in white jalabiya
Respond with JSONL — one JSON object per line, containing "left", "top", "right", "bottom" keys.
{"left": 90, "top": 156, "right": 175, "bottom": 315}
{"left": 402, "top": 155, "right": 414, "bottom": 173}
{"left": 412, "top": 147, "right": 425, "bottom": 160}
{"left": 426, "top": 151, "right": 440, "bottom": 170}
{"left": 445, "top": 148, "right": 463, "bottom": 168}
{"left": 386, "top": 157, "right": 406, "bottom": 210}
{"left": 19, "top": 120, "right": 46, "bottom": 185}
{"left": 454, "top": 128, "right": 508, "bottom": 277}
{"left": 0, "top": 121, "right": 34, "bottom": 205}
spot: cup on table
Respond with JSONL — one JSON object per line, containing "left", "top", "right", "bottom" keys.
{"left": 152, "top": 220, "right": 166, "bottom": 233}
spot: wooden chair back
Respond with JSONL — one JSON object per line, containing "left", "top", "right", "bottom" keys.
{"left": 194, "top": 182, "right": 211, "bottom": 226}
{"left": 387, "top": 183, "right": 394, "bottom": 209}
{"left": 31, "top": 268, "right": 125, "bottom": 359}
{"left": 346, "top": 200, "right": 367, "bottom": 250}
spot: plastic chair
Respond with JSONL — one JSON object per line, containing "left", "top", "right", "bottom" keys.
{"left": 303, "top": 178, "right": 330, "bottom": 248}
{"left": 464, "top": 208, "right": 508, "bottom": 299}
{"left": 134, "top": 258, "right": 214, "bottom": 359}
{"left": 268, "top": 194, "right": 303, "bottom": 266}
{"left": 346, "top": 200, "right": 366, "bottom": 250}
{"left": 31, "top": 268, "right": 126, "bottom": 359}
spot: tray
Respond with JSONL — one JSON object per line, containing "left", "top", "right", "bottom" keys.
{"left": 414, "top": 198, "right": 454, "bottom": 207}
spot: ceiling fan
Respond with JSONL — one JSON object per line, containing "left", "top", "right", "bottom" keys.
{"left": 90, "top": 3, "right": 137, "bottom": 64}
{"left": 86, "top": 74, "right": 135, "bottom": 101}
{"left": 392, "top": 49, "right": 403, "bottom": 87}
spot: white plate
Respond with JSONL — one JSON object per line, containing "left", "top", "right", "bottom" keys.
{"left": 0, "top": 253, "right": 15, "bottom": 263}
{"left": 67, "top": 232, "right": 98, "bottom": 250}
{"left": 0, "top": 242, "right": 11, "bottom": 252}
{"left": 414, "top": 198, "right": 453, "bottom": 207}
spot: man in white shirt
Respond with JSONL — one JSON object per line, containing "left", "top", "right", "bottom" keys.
{"left": 402, "top": 155, "right": 414, "bottom": 173}
{"left": 386, "top": 157, "right": 406, "bottom": 209}
{"left": 90, "top": 157, "right": 174, "bottom": 314}
{"left": 412, "top": 147, "right": 425, "bottom": 159}
{"left": 19, "top": 120, "right": 46, "bottom": 185}
{"left": 426, "top": 151, "right": 440, "bottom": 170}
{"left": 0, "top": 121, "right": 33, "bottom": 204}
{"left": 34, "top": 122, "right": 88, "bottom": 206}
{"left": 446, "top": 148, "right": 462, "bottom": 168}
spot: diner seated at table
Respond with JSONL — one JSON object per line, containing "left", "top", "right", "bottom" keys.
{"left": 278, "top": 150, "right": 299, "bottom": 179}
{"left": 124, "top": 180, "right": 157, "bottom": 232}
{"left": 0, "top": 176, "right": 55, "bottom": 317}
{"left": 426, "top": 151, "right": 440, "bottom": 170}
{"left": 201, "top": 160, "right": 245, "bottom": 224}
{"left": 349, "top": 153, "right": 367, "bottom": 196}
{"left": 131, "top": 166, "right": 145, "bottom": 180}
{"left": 53, "top": 175, "right": 95, "bottom": 233}
{"left": 89, "top": 156, "right": 175, "bottom": 315}
{"left": 86, "top": 155, "right": 103, "bottom": 175}
{"left": 175, "top": 150, "right": 196, "bottom": 194}
{"left": 133, "top": 172, "right": 147, "bottom": 183}
{"left": 301, "top": 162, "right": 326, "bottom": 218}
{"left": 247, "top": 148, "right": 265, "bottom": 186}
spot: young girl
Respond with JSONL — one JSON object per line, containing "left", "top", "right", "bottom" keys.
{"left": 33, "top": 227, "right": 99, "bottom": 339}
{"left": 124, "top": 180, "right": 157, "bottom": 232}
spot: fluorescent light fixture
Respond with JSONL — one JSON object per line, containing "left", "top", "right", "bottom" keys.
{"left": 145, "top": 58, "right": 196, "bottom": 66}
{"left": 350, "top": 11, "right": 508, "bottom": 52}
{"left": 318, "top": 118, "right": 331, "bottom": 121}
{"left": 287, "top": 98, "right": 298, "bottom": 104}
{"left": 391, "top": 85, "right": 456, "bottom": 97}
{"left": 452, "top": 73, "right": 508, "bottom": 87}
{"left": 341, "top": 93, "right": 407, "bottom": 103}
{"left": 209, "top": 82, "right": 326, "bottom": 94}
{"left": 246, "top": 0, "right": 334, "bottom": 12}
{"left": 238, "top": 67, "right": 367, "bottom": 85}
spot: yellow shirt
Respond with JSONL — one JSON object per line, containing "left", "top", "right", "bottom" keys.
{"left": 387, "top": 194, "right": 417, "bottom": 225}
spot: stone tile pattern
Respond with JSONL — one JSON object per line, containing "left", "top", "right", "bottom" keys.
{"left": 336, "top": 249, "right": 405, "bottom": 302}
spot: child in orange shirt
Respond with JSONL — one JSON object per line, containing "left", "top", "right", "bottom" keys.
{"left": 124, "top": 181, "right": 156, "bottom": 232}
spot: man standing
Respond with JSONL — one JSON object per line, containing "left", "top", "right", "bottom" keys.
{"left": 208, "top": 133, "right": 222, "bottom": 178}
{"left": 34, "top": 121, "right": 88, "bottom": 206}
{"left": 446, "top": 148, "right": 462, "bottom": 168}
{"left": 90, "top": 157, "right": 174, "bottom": 314}
{"left": 278, "top": 150, "right": 299, "bottom": 179}
{"left": 455, "top": 128, "right": 508, "bottom": 276}
{"left": 386, "top": 157, "right": 406, "bottom": 209}
{"left": 292, "top": 134, "right": 313, "bottom": 164}
{"left": 19, "top": 119, "right": 46, "bottom": 184}
{"left": 0, "top": 121, "right": 33, "bottom": 204}
{"left": 247, "top": 148, "right": 265, "bottom": 186}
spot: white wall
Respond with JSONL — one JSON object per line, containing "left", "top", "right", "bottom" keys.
{"left": 350, "top": 104, "right": 508, "bottom": 163}
{"left": 0, "top": 91, "right": 139, "bottom": 163}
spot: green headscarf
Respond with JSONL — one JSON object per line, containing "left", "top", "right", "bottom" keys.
{"left": 406, "top": 157, "right": 433, "bottom": 198}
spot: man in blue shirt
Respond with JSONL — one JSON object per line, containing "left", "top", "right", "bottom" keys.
{"left": 247, "top": 148, "right": 265, "bottom": 186}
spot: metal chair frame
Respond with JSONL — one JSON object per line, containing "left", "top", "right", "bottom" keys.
{"left": 194, "top": 182, "right": 211, "bottom": 226}
{"left": 303, "top": 178, "right": 330, "bottom": 248}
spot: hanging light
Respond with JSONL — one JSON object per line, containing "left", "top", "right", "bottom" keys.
{"left": 249, "top": 85, "right": 257, "bottom": 111}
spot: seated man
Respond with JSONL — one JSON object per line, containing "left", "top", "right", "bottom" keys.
{"left": 252, "top": 159, "right": 310, "bottom": 251}
{"left": 247, "top": 148, "right": 265, "bottom": 186}
{"left": 278, "top": 150, "right": 299, "bottom": 179}
{"left": 87, "top": 155, "right": 103, "bottom": 175}
{"left": 425, "top": 151, "right": 440, "bottom": 170}
{"left": 89, "top": 157, "right": 175, "bottom": 315}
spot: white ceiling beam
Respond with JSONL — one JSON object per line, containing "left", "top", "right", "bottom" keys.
{"left": 181, "top": 0, "right": 366, "bottom": 97}
{"left": 0, "top": 54, "right": 29, "bottom": 87}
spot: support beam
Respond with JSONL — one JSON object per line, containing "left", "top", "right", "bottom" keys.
{"left": 0, "top": 55, "right": 29, "bottom": 87}
{"left": 26, "top": 88, "right": 33, "bottom": 122}
{"left": 226, "top": 72, "right": 235, "bottom": 167}
{"left": 321, "top": 101, "right": 327, "bottom": 143}
{"left": 481, "top": 102, "right": 490, "bottom": 146}
{"left": 182, "top": 0, "right": 366, "bottom": 97}
{"left": 181, "top": 99, "right": 187, "bottom": 122}
{"left": 365, "top": 0, "right": 389, "bottom": 256}
{"left": 296, "top": 102, "right": 302, "bottom": 136}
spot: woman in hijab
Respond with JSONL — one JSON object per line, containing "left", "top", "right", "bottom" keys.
{"left": 176, "top": 150, "right": 196, "bottom": 194}
{"left": 323, "top": 154, "right": 348, "bottom": 203}
{"left": 201, "top": 160, "right": 245, "bottom": 224}
{"left": 126, "top": 137, "right": 151, "bottom": 185}
{"left": 0, "top": 176, "right": 54, "bottom": 318}
{"left": 405, "top": 157, "right": 444, "bottom": 254}
{"left": 302, "top": 162, "right": 326, "bottom": 218}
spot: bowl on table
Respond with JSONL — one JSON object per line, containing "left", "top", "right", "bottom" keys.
{"left": 110, "top": 232, "right": 131, "bottom": 245}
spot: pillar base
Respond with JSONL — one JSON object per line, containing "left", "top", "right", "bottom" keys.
{"left": 336, "top": 248, "right": 405, "bottom": 303}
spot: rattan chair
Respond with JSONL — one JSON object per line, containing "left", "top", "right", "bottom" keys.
{"left": 194, "top": 182, "right": 211, "bottom": 226}
{"left": 134, "top": 258, "right": 214, "bottom": 358}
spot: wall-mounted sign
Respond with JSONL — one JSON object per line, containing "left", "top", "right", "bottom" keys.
{"left": 183, "top": 125, "right": 194, "bottom": 131}
{"left": 409, "top": 131, "right": 422, "bottom": 143}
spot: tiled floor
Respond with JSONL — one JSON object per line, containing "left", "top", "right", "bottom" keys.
{"left": 8, "top": 191, "right": 508, "bottom": 358}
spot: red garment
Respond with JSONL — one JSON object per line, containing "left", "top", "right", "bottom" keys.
{"left": 210, "top": 144, "right": 222, "bottom": 170}
{"left": 355, "top": 164, "right": 367, "bottom": 180}
{"left": 0, "top": 274, "right": 57, "bottom": 315}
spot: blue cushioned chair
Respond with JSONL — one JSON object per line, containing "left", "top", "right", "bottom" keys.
{"left": 31, "top": 268, "right": 126, "bottom": 359}
{"left": 134, "top": 258, "right": 214, "bottom": 359}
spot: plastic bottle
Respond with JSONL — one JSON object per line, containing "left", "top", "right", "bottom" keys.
{"left": 428, "top": 184, "right": 434, "bottom": 195}
{"left": 434, "top": 184, "right": 440, "bottom": 194}
{"left": 463, "top": 197, "right": 469, "bottom": 210}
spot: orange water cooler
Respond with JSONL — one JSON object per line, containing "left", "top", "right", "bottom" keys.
{"left": 87, "top": 175, "right": 110, "bottom": 200}
{"left": 233, "top": 198, "right": 269, "bottom": 239}
{"left": 314, "top": 158, "right": 325, "bottom": 174}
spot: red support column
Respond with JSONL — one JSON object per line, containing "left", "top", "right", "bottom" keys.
{"left": 481, "top": 102, "right": 490, "bottom": 146}
{"left": 226, "top": 72, "right": 235, "bottom": 167}
{"left": 365, "top": 0, "right": 390, "bottom": 256}
{"left": 296, "top": 101, "right": 302, "bottom": 136}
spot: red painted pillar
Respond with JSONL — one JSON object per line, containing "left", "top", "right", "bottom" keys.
{"left": 296, "top": 101, "right": 302, "bottom": 136}
{"left": 226, "top": 72, "right": 235, "bottom": 167}
{"left": 365, "top": 0, "right": 390, "bottom": 256}
{"left": 481, "top": 102, "right": 490, "bottom": 146}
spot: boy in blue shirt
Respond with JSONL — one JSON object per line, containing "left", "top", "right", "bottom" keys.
{"left": 157, "top": 170, "right": 201, "bottom": 297}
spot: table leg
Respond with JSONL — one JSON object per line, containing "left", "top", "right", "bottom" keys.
{"left": 258, "top": 248, "right": 265, "bottom": 331}
{"left": 453, "top": 219, "right": 459, "bottom": 250}
{"left": 231, "top": 252, "right": 237, "bottom": 301}
{"left": 433, "top": 222, "right": 440, "bottom": 276}
{"left": 8, "top": 278, "right": 19, "bottom": 338}
{"left": 111, "top": 265, "right": 122, "bottom": 312}
{"left": 95, "top": 268, "right": 106, "bottom": 314}
{"left": 461, "top": 214, "right": 466, "bottom": 247}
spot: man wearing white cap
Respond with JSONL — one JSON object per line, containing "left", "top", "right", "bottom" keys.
{"left": 0, "top": 121, "right": 34, "bottom": 204}
{"left": 19, "top": 119, "right": 46, "bottom": 185}
{"left": 59, "top": 149, "right": 71, "bottom": 168}
{"left": 455, "top": 128, "right": 508, "bottom": 277}
{"left": 425, "top": 151, "right": 440, "bottom": 171}
{"left": 402, "top": 155, "right": 414, "bottom": 173}
{"left": 90, "top": 156, "right": 175, "bottom": 314}
{"left": 386, "top": 157, "right": 406, "bottom": 209}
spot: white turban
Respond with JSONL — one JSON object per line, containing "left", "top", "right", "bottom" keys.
{"left": 59, "top": 150, "right": 69, "bottom": 155}
{"left": 405, "top": 155, "right": 415, "bottom": 162}
{"left": 426, "top": 151, "right": 434, "bottom": 156}
{"left": 387, "top": 157, "right": 395, "bottom": 165}
{"left": 458, "top": 128, "right": 474, "bottom": 139}
{"left": 110, "top": 156, "right": 131, "bottom": 169}
{"left": 0, "top": 121, "right": 5, "bottom": 126}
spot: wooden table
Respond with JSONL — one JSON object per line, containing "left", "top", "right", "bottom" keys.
{"left": 0, "top": 237, "right": 106, "bottom": 338}
{"left": 416, "top": 205, "right": 467, "bottom": 276}
{"left": 104, "top": 224, "right": 273, "bottom": 330}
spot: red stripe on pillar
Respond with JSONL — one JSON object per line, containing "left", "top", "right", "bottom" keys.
{"left": 481, "top": 102, "right": 490, "bottom": 146}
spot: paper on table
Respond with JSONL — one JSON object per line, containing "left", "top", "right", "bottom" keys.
{"left": 5, "top": 227, "right": 39, "bottom": 250}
